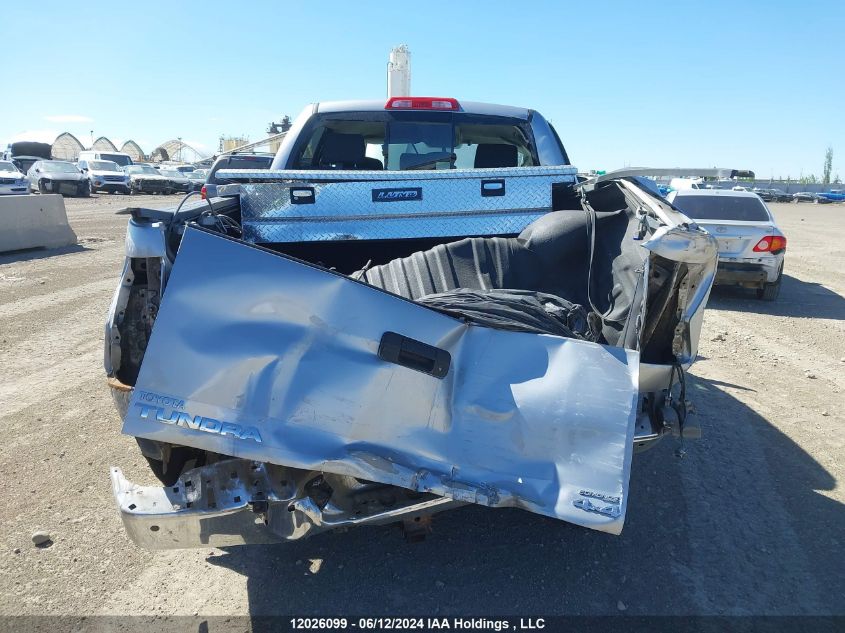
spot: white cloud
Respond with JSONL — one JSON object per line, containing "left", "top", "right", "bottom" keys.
{"left": 44, "top": 114, "right": 94, "bottom": 123}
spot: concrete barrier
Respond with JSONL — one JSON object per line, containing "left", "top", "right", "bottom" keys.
{"left": 0, "top": 194, "right": 77, "bottom": 253}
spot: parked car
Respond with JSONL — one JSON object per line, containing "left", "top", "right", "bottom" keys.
{"left": 78, "top": 150, "right": 134, "bottom": 169}
{"left": 158, "top": 168, "right": 193, "bottom": 194}
{"left": 751, "top": 188, "right": 792, "bottom": 202}
{"left": 124, "top": 164, "right": 170, "bottom": 194}
{"left": 4, "top": 141, "right": 53, "bottom": 175}
{"left": 186, "top": 169, "right": 206, "bottom": 191}
{"left": 817, "top": 189, "right": 845, "bottom": 202}
{"left": 26, "top": 160, "right": 90, "bottom": 197}
{"left": 768, "top": 188, "right": 793, "bottom": 202}
{"left": 105, "top": 96, "right": 734, "bottom": 551}
{"left": 792, "top": 191, "right": 831, "bottom": 204}
{"left": 0, "top": 160, "right": 29, "bottom": 195}
{"left": 667, "top": 188, "right": 785, "bottom": 300}
{"left": 201, "top": 152, "right": 274, "bottom": 198}
{"left": 79, "top": 159, "right": 130, "bottom": 194}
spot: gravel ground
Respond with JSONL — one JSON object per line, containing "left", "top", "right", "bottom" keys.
{"left": 0, "top": 196, "right": 843, "bottom": 617}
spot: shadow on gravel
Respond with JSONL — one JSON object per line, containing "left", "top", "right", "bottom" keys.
{"left": 207, "top": 378, "right": 844, "bottom": 617}
{"left": 0, "top": 243, "right": 91, "bottom": 264}
{"left": 707, "top": 274, "right": 845, "bottom": 320}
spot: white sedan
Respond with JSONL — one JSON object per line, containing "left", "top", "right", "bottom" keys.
{"left": 668, "top": 188, "right": 786, "bottom": 300}
{"left": 0, "top": 160, "right": 29, "bottom": 195}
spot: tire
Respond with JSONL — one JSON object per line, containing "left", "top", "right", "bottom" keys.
{"left": 757, "top": 272, "right": 782, "bottom": 301}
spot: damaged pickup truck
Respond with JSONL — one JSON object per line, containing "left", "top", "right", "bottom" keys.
{"left": 105, "top": 97, "right": 732, "bottom": 549}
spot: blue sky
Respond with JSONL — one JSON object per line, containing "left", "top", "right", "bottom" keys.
{"left": 2, "top": 0, "right": 843, "bottom": 178}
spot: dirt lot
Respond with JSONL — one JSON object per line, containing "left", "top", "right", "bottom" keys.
{"left": 0, "top": 195, "right": 843, "bottom": 617}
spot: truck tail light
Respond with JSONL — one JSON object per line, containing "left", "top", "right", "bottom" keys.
{"left": 385, "top": 97, "right": 460, "bottom": 111}
{"left": 200, "top": 184, "right": 207, "bottom": 200}
{"left": 753, "top": 235, "right": 787, "bottom": 252}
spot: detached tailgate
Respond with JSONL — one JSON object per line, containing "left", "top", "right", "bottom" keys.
{"left": 122, "top": 228, "right": 639, "bottom": 534}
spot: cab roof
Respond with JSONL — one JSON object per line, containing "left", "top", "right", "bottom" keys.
{"left": 314, "top": 99, "right": 531, "bottom": 120}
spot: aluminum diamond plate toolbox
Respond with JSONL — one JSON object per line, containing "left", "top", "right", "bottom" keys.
{"left": 217, "top": 167, "right": 578, "bottom": 243}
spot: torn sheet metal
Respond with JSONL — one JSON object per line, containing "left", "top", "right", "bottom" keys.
{"left": 122, "top": 228, "right": 640, "bottom": 534}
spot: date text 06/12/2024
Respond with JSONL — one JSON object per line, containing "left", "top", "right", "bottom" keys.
{"left": 289, "top": 618, "right": 547, "bottom": 630}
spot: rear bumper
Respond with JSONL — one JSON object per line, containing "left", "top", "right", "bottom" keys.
{"left": 111, "top": 459, "right": 461, "bottom": 549}
{"left": 715, "top": 258, "right": 781, "bottom": 286}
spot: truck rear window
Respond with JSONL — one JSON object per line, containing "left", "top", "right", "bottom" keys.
{"left": 291, "top": 112, "right": 537, "bottom": 171}
{"left": 673, "top": 195, "right": 770, "bottom": 222}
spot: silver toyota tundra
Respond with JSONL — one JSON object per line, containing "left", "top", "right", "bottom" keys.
{"left": 104, "top": 97, "right": 732, "bottom": 549}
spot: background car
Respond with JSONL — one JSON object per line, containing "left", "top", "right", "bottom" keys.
{"left": 768, "top": 188, "right": 793, "bottom": 202}
{"left": 3, "top": 141, "right": 52, "bottom": 175}
{"left": 158, "top": 168, "right": 193, "bottom": 194}
{"left": 0, "top": 159, "right": 29, "bottom": 195}
{"left": 77, "top": 150, "right": 134, "bottom": 169}
{"left": 124, "top": 164, "right": 170, "bottom": 195}
{"left": 186, "top": 169, "right": 206, "bottom": 191}
{"left": 817, "top": 189, "right": 845, "bottom": 202}
{"left": 78, "top": 159, "right": 130, "bottom": 194}
{"left": 201, "top": 152, "right": 273, "bottom": 198}
{"left": 750, "top": 188, "right": 792, "bottom": 202}
{"left": 26, "top": 160, "right": 90, "bottom": 197}
{"left": 668, "top": 188, "right": 786, "bottom": 300}
{"left": 792, "top": 192, "right": 831, "bottom": 204}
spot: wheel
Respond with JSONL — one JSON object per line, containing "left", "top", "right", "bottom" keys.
{"left": 81, "top": 183, "right": 91, "bottom": 198}
{"left": 757, "top": 271, "right": 782, "bottom": 301}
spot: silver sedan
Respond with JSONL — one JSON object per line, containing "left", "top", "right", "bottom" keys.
{"left": 668, "top": 188, "right": 786, "bottom": 300}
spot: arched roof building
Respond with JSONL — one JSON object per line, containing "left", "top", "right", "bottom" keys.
{"left": 91, "top": 136, "right": 118, "bottom": 152}
{"left": 120, "top": 140, "right": 145, "bottom": 162}
{"left": 150, "top": 139, "right": 205, "bottom": 163}
{"left": 36, "top": 132, "right": 205, "bottom": 164}
{"left": 51, "top": 132, "right": 86, "bottom": 161}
